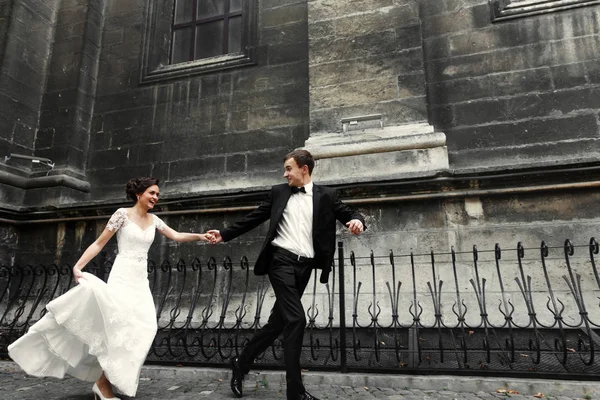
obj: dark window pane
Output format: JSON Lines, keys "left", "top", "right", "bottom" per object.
{"left": 172, "top": 28, "right": 192, "bottom": 63}
{"left": 195, "top": 20, "right": 224, "bottom": 59}
{"left": 230, "top": 0, "right": 242, "bottom": 13}
{"left": 197, "top": 0, "right": 224, "bottom": 19}
{"left": 228, "top": 16, "right": 242, "bottom": 54}
{"left": 174, "top": 0, "right": 194, "bottom": 24}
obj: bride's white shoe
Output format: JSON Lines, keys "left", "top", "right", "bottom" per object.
{"left": 92, "top": 382, "right": 121, "bottom": 400}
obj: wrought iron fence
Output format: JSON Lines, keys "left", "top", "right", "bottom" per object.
{"left": 1, "top": 239, "right": 600, "bottom": 379}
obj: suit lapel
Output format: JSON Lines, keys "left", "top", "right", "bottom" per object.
{"left": 273, "top": 185, "right": 292, "bottom": 224}
{"left": 312, "top": 184, "right": 321, "bottom": 230}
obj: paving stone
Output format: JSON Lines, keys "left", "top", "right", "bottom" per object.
{"left": 0, "top": 362, "right": 593, "bottom": 400}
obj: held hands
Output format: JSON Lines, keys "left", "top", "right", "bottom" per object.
{"left": 199, "top": 232, "right": 215, "bottom": 242}
{"left": 346, "top": 219, "right": 364, "bottom": 235}
{"left": 72, "top": 266, "right": 84, "bottom": 283}
{"left": 207, "top": 229, "right": 223, "bottom": 244}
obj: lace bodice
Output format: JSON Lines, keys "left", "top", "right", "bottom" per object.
{"left": 106, "top": 208, "right": 166, "bottom": 259}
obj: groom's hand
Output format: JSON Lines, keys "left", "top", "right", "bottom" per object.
{"left": 207, "top": 229, "right": 222, "bottom": 244}
{"left": 346, "top": 219, "right": 363, "bottom": 235}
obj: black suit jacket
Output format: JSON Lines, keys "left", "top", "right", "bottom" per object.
{"left": 220, "top": 183, "right": 366, "bottom": 283}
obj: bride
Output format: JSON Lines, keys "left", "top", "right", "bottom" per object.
{"left": 8, "top": 177, "right": 213, "bottom": 400}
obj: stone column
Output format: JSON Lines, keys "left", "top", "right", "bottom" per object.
{"left": 305, "top": 0, "right": 448, "bottom": 183}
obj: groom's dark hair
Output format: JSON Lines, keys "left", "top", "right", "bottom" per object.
{"left": 284, "top": 149, "right": 314, "bottom": 175}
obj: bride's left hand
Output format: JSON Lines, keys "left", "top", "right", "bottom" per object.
{"left": 73, "top": 266, "right": 84, "bottom": 283}
{"left": 200, "top": 233, "right": 214, "bottom": 242}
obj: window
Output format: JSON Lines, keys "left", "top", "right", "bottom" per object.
{"left": 141, "top": 0, "right": 257, "bottom": 83}
{"left": 491, "top": 0, "right": 599, "bottom": 22}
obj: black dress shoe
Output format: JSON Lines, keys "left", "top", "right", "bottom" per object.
{"left": 299, "top": 391, "right": 320, "bottom": 400}
{"left": 230, "top": 356, "right": 244, "bottom": 398}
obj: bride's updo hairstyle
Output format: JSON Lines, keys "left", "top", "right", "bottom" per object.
{"left": 125, "top": 177, "right": 159, "bottom": 203}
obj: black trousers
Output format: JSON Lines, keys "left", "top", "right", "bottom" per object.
{"left": 238, "top": 248, "right": 314, "bottom": 400}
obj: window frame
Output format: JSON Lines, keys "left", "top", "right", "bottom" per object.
{"left": 491, "top": 0, "right": 600, "bottom": 22}
{"left": 140, "top": 0, "right": 257, "bottom": 84}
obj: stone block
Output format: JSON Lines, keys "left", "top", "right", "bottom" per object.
{"left": 16, "top": 0, "right": 57, "bottom": 23}
{"left": 0, "top": 91, "right": 39, "bottom": 127}
{"left": 96, "top": 88, "right": 155, "bottom": 115}
{"left": 12, "top": 122, "right": 36, "bottom": 149}
{"left": 321, "top": 5, "right": 419, "bottom": 40}
{"left": 311, "top": 76, "right": 400, "bottom": 110}
{"left": 246, "top": 149, "right": 285, "bottom": 172}
{"left": 262, "top": 2, "right": 306, "bottom": 28}
{"left": 263, "top": 0, "right": 304, "bottom": 9}
{"left": 2, "top": 37, "right": 51, "bottom": 81}
{"left": 39, "top": 105, "right": 74, "bottom": 130}
{"left": 0, "top": 74, "right": 43, "bottom": 110}
{"left": 233, "top": 82, "right": 307, "bottom": 112}
{"left": 56, "top": 3, "right": 87, "bottom": 26}
{"left": 262, "top": 21, "right": 307, "bottom": 46}
{"left": 446, "top": 114, "right": 599, "bottom": 151}
{"left": 226, "top": 153, "right": 246, "bottom": 173}
{"left": 308, "top": 0, "right": 394, "bottom": 21}
{"left": 422, "top": 7, "right": 477, "bottom": 39}
{"left": 247, "top": 105, "right": 306, "bottom": 130}
{"left": 233, "top": 61, "right": 307, "bottom": 93}
{"left": 103, "top": 27, "right": 123, "bottom": 46}
{"left": 169, "top": 156, "right": 226, "bottom": 180}
{"left": 395, "top": 24, "right": 422, "bottom": 50}
{"left": 585, "top": 59, "right": 600, "bottom": 83}
{"left": 89, "top": 148, "right": 130, "bottom": 168}
{"left": 107, "top": 0, "right": 141, "bottom": 15}
{"left": 430, "top": 67, "right": 553, "bottom": 105}
{"left": 310, "top": 49, "right": 423, "bottom": 88}
{"left": 397, "top": 73, "right": 426, "bottom": 98}
{"left": 35, "top": 127, "right": 55, "bottom": 149}
{"left": 88, "top": 164, "right": 155, "bottom": 186}
{"left": 102, "top": 106, "right": 155, "bottom": 131}
{"left": 65, "top": 146, "right": 85, "bottom": 168}
{"left": 449, "top": 137, "right": 600, "bottom": 172}
{"left": 268, "top": 41, "right": 308, "bottom": 65}
{"left": 131, "top": 143, "right": 163, "bottom": 165}
{"left": 423, "top": 35, "right": 450, "bottom": 61}
{"left": 428, "top": 105, "right": 454, "bottom": 128}
{"left": 451, "top": 99, "right": 504, "bottom": 127}
{"left": 309, "top": 31, "right": 398, "bottom": 67}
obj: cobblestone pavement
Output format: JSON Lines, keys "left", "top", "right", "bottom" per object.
{"left": 0, "top": 362, "right": 594, "bottom": 400}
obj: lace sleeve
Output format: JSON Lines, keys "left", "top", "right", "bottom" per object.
{"left": 153, "top": 214, "right": 168, "bottom": 231}
{"left": 106, "top": 208, "right": 127, "bottom": 232}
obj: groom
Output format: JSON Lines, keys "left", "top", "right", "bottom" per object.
{"left": 208, "top": 149, "right": 365, "bottom": 400}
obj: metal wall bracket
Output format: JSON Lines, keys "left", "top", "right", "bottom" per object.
{"left": 341, "top": 114, "right": 383, "bottom": 133}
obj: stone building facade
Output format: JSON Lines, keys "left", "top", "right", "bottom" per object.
{"left": 1, "top": 0, "right": 600, "bottom": 326}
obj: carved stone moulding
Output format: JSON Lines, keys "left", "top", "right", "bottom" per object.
{"left": 491, "top": 0, "right": 600, "bottom": 22}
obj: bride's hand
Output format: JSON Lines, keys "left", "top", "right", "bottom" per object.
{"left": 200, "top": 233, "right": 214, "bottom": 242}
{"left": 72, "top": 266, "right": 84, "bottom": 283}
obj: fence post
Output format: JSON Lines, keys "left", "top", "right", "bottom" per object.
{"left": 337, "top": 241, "right": 347, "bottom": 373}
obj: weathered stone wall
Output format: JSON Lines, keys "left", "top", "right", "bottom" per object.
{"left": 0, "top": 0, "right": 58, "bottom": 159}
{"left": 87, "top": 0, "right": 309, "bottom": 201}
{"left": 308, "top": 0, "right": 427, "bottom": 133}
{"left": 0, "top": 222, "right": 17, "bottom": 265}
{"left": 3, "top": 0, "right": 600, "bottom": 330}
{"left": 421, "top": 1, "right": 600, "bottom": 171}
{"left": 0, "top": 0, "right": 12, "bottom": 66}
{"left": 35, "top": 0, "right": 106, "bottom": 182}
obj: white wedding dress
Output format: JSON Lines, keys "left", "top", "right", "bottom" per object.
{"left": 8, "top": 208, "right": 165, "bottom": 397}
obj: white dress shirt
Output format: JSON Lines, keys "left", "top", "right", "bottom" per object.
{"left": 271, "top": 181, "right": 315, "bottom": 258}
